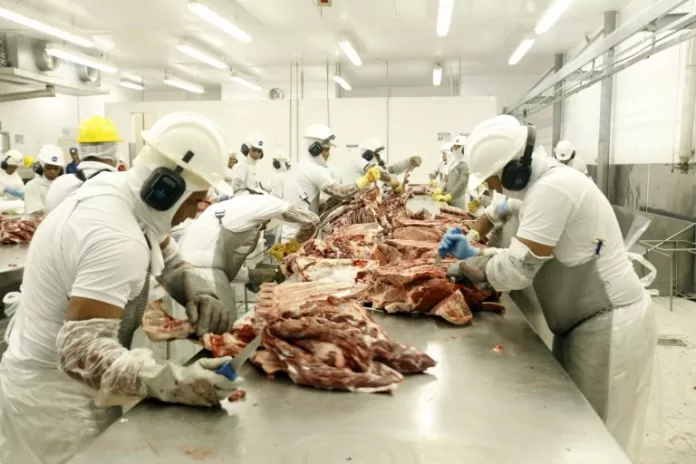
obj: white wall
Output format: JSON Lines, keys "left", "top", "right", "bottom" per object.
{"left": 105, "top": 96, "right": 497, "bottom": 185}
{"left": 460, "top": 74, "right": 546, "bottom": 112}
{"left": 561, "top": 0, "right": 691, "bottom": 165}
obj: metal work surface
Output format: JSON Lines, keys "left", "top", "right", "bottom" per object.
{"left": 0, "top": 244, "right": 28, "bottom": 275}
{"left": 68, "top": 295, "right": 629, "bottom": 464}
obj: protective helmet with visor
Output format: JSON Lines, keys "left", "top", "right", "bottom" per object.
{"left": 272, "top": 150, "right": 290, "bottom": 170}
{"left": 465, "top": 115, "right": 535, "bottom": 195}
{"left": 77, "top": 116, "right": 123, "bottom": 162}
{"left": 1, "top": 149, "right": 23, "bottom": 169}
{"left": 140, "top": 112, "right": 232, "bottom": 211}
{"left": 241, "top": 131, "right": 265, "bottom": 159}
{"left": 451, "top": 135, "right": 468, "bottom": 154}
{"left": 554, "top": 140, "right": 575, "bottom": 162}
{"left": 304, "top": 123, "right": 336, "bottom": 157}
{"left": 359, "top": 137, "right": 385, "bottom": 163}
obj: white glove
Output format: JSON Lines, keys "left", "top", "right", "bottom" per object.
{"left": 139, "top": 357, "right": 239, "bottom": 407}
{"left": 485, "top": 198, "right": 522, "bottom": 227}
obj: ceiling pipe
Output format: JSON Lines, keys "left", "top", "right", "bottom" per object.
{"left": 678, "top": 37, "right": 696, "bottom": 168}
{"left": 0, "top": 85, "right": 55, "bottom": 102}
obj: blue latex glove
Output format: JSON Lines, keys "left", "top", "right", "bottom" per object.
{"left": 438, "top": 227, "right": 479, "bottom": 260}
{"left": 2, "top": 187, "right": 24, "bottom": 200}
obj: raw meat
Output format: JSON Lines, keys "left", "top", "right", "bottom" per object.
{"left": 0, "top": 217, "right": 40, "bottom": 245}
{"left": 228, "top": 390, "right": 247, "bottom": 402}
{"left": 382, "top": 239, "right": 438, "bottom": 261}
{"left": 355, "top": 260, "right": 473, "bottom": 325}
{"left": 285, "top": 257, "right": 378, "bottom": 282}
{"left": 142, "top": 299, "right": 196, "bottom": 341}
{"left": 392, "top": 226, "right": 445, "bottom": 242}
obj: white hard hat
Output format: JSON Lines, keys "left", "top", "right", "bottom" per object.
{"left": 554, "top": 140, "right": 575, "bottom": 161}
{"left": 38, "top": 144, "right": 65, "bottom": 167}
{"left": 359, "top": 137, "right": 384, "bottom": 154}
{"left": 142, "top": 112, "right": 232, "bottom": 196}
{"left": 452, "top": 135, "right": 468, "bottom": 147}
{"left": 245, "top": 131, "right": 265, "bottom": 150}
{"left": 304, "top": 123, "right": 336, "bottom": 147}
{"left": 272, "top": 150, "right": 288, "bottom": 161}
{"left": 2, "top": 149, "right": 23, "bottom": 166}
{"left": 441, "top": 142, "right": 453, "bottom": 152}
{"left": 465, "top": 115, "right": 528, "bottom": 194}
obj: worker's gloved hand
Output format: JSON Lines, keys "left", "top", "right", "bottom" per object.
{"left": 466, "top": 229, "right": 481, "bottom": 243}
{"left": 438, "top": 227, "right": 480, "bottom": 260}
{"left": 356, "top": 166, "right": 381, "bottom": 188}
{"left": 139, "top": 357, "right": 239, "bottom": 407}
{"left": 408, "top": 156, "right": 422, "bottom": 168}
{"left": 186, "top": 294, "right": 233, "bottom": 336}
{"left": 431, "top": 188, "right": 443, "bottom": 198}
{"left": 468, "top": 199, "right": 482, "bottom": 214}
{"left": 285, "top": 238, "right": 301, "bottom": 254}
{"left": 446, "top": 256, "right": 490, "bottom": 284}
{"left": 428, "top": 179, "right": 438, "bottom": 187}
{"left": 433, "top": 193, "right": 452, "bottom": 203}
{"left": 1, "top": 186, "right": 24, "bottom": 199}
{"left": 248, "top": 267, "right": 285, "bottom": 286}
{"left": 486, "top": 198, "right": 522, "bottom": 227}
{"left": 268, "top": 239, "right": 301, "bottom": 262}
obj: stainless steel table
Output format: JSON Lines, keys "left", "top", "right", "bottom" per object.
{"left": 67, "top": 295, "right": 630, "bottom": 464}
{"left": 0, "top": 244, "right": 28, "bottom": 275}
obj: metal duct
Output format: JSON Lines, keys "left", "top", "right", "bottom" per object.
{"left": 0, "top": 85, "right": 55, "bottom": 102}
{"left": 679, "top": 38, "right": 696, "bottom": 166}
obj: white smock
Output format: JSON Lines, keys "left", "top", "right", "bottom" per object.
{"left": 229, "top": 156, "right": 259, "bottom": 194}
{"left": 23, "top": 175, "right": 53, "bottom": 215}
{"left": 45, "top": 160, "right": 117, "bottom": 214}
{"left": 269, "top": 169, "right": 289, "bottom": 199}
{"left": 566, "top": 157, "right": 589, "bottom": 176}
{"left": 0, "top": 162, "right": 202, "bottom": 464}
{"left": 282, "top": 156, "right": 333, "bottom": 241}
{"left": 444, "top": 149, "right": 470, "bottom": 210}
{"left": 483, "top": 155, "right": 655, "bottom": 461}
{"left": 0, "top": 169, "right": 25, "bottom": 200}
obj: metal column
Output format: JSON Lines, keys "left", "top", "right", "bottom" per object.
{"left": 597, "top": 11, "right": 618, "bottom": 202}
{"left": 552, "top": 54, "right": 565, "bottom": 149}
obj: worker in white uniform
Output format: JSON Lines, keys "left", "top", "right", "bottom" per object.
{"left": 229, "top": 131, "right": 264, "bottom": 194}
{"left": 432, "top": 135, "right": 470, "bottom": 210}
{"left": 23, "top": 145, "right": 65, "bottom": 216}
{"left": 429, "top": 142, "right": 451, "bottom": 188}
{"left": 554, "top": 140, "right": 589, "bottom": 176}
{"left": 344, "top": 137, "right": 421, "bottom": 186}
{"left": 268, "top": 151, "right": 291, "bottom": 198}
{"left": 0, "top": 112, "right": 240, "bottom": 464}
{"left": 45, "top": 116, "right": 122, "bottom": 214}
{"left": 281, "top": 123, "right": 382, "bottom": 242}
{"left": 178, "top": 195, "right": 318, "bottom": 317}
{"left": 439, "top": 115, "right": 655, "bottom": 461}
{"left": 0, "top": 149, "right": 25, "bottom": 200}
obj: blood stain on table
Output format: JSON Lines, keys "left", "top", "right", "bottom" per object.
{"left": 182, "top": 447, "right": 214, "bottom": 460}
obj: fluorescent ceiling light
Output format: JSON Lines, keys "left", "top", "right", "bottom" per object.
{"left": 432, "top": 66, "right": 442, "bottom": 86}
{"left": 187, "top": 1, "right": 252, "bottom": 44}
{"left": 120, "top": 80, "right": 144, "bottom": 91}
{"left": 45, "top": 43, "right": 118, "bottom": 73}
{"left": 177, "top": 43, "right": 227, "bottom": 69}
{"left": 333, "top": 75, "right": 352, "bottom": 91}
{"left": 436, "top": 0, "right": 454, "bottom": 37}
{"left": 164, "top": 76, "right": 205, "bottom": 94}
{"left": 121, "top": 72, "right": 143, "bottom": 83}
{"left": 339, "top": 40, "right": 362, "bottom": 66}
{"left": 535, "top": 0, "right": 573, "bottom": 35}
{"left": 230, "top": 75, "right": 262, "bottom": 91}
{"left": 0, "top": 7, "right": 94, "bottom": 48}
{"left": 508, "top": 38, "right": 535, "bottom": 66}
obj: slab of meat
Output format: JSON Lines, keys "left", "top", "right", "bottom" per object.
{"left": 293, "top": 234, "right": 377, "bottom": 260}
{"left": 438, "top": 204, "right": 474, "bottom": 219}
{"left": 142, "top": 299, "right": 196, "bottom": 341}
{"left": 285, "top": 257, "right": 378, "bottom": 282}
{"left": 392, "top": 226, "right": 445, "bottom": 242}
{"left": 355, "top": 260, "right": 472, "bottom": 325}
{"left": 332, "top": 222, "right": 384, "bottom": 237}
{"left": 0, "top": 218, "right": 40, "bottom": 245}
{"left": 382, "top": 239, "right": 438, "bottom": 261}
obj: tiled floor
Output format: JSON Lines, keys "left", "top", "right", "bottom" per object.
{"left": 641, "top": 297, "right": 696, "bottom": 464}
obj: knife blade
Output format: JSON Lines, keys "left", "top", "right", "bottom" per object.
{"left": 215, "top": 333, "right": 263, "bottom": 381}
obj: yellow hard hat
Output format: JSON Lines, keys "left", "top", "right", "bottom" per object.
{"left": 23, "top": 155, "right": 35, "bottom": 168}
{"left": 77, "top": 116, "right": 123, "bottom": 143}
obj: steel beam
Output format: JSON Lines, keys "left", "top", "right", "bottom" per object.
{"left": 597, "top": 11, "right": 617, "bottom": 202}
{"left": 552, "top": 54, "right": 564, "bottom": 149}
{"left": 507, "top": 0, "right": 688, "bottom": 112}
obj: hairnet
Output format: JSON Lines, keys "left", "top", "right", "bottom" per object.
{"left": 78, "top": 142, "right": 119, "bottom": 162}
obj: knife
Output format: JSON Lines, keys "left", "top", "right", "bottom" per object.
{"left": 215, "top": 333, "right": 264, "bottom": 381}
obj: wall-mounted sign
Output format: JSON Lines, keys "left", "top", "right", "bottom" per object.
{"left": 14, "top": 134, "right": 24, "bottom": 144}
{"left": 437, "top": 132, "right": 451, "bottom": 142}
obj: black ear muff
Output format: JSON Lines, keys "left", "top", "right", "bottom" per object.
{"left": 362, "top": 151, "right": 375, "bottom": 162}
{"left": 0, "top": 160, "right": 7, "bottom": 170}
{"left": 140, "top": 150, "right": 195, "bottom": 211}
{"left": 272, "top": 159, "right": 281, "bottom": 170}
{"left": 501, "top": 124, "right": 536, "bottom": 192}
{"left": 570, "top": 150, "right": 576, "bottom": 161}
{"left": 308, "top": 141, "right": 323, "bottom": 157}
{"left": 241, "top": 144, "right": 249, "bottom": 156}
{"left": 34, "top": 164, "right": 44, "bottom": 177}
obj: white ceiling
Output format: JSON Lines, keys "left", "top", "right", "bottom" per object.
{"left": 0, "top": 0, "right": 636, "bottom": 90}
